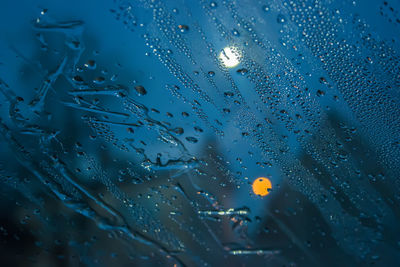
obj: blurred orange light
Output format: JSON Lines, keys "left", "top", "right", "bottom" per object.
{"left": 252, "top": 177, "right": 272, "bottom": 196}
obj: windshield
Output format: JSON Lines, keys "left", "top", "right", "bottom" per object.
{"left": 0, "top": 0, "right": 399, "bottom": 266}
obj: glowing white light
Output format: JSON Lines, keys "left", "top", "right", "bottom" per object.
{"left": 219, "top": 47, "right": 240, "bottom": 68}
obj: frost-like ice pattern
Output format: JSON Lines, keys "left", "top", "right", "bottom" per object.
{"left": 0, "top": 0, "right": 400, "bottom": 266}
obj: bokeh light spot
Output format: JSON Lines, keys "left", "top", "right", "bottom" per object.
{"left": 219, "top": 46, "right": 240, "bottom": 68}
{"left": 252, "top": 177, "right": 272, "bottom": 197}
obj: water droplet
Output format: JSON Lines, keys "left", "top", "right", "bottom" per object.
{"left": 316, "top": 90, "right": 325, "bottom": 97}
{"left": 178, "top": 24, "right": 189, "bottom": 33}
{"left": 236, "top": 68, "right": 248, "bottom": 75}
{"left": 93, "top": 77, "right": 105, "bottom": 84}
{"left": 277, "top": 14, "right": 286, "bottom": 24}
{"left": 134, "top": 85, "right": 147, "bottom": 95}
{"left": 185, "top": 136, "right": 198, "bottom": 143}
{"left": 84, "top": 60, "right": 96, "bottom": 69}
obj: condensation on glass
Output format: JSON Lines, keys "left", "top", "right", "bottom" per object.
{"left": 0, "top": 0, "right": 399, "bottom": 266}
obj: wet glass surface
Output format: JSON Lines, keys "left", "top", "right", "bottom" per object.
{"left": 0, "top": 0, "right": 400, "bottom": 266}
